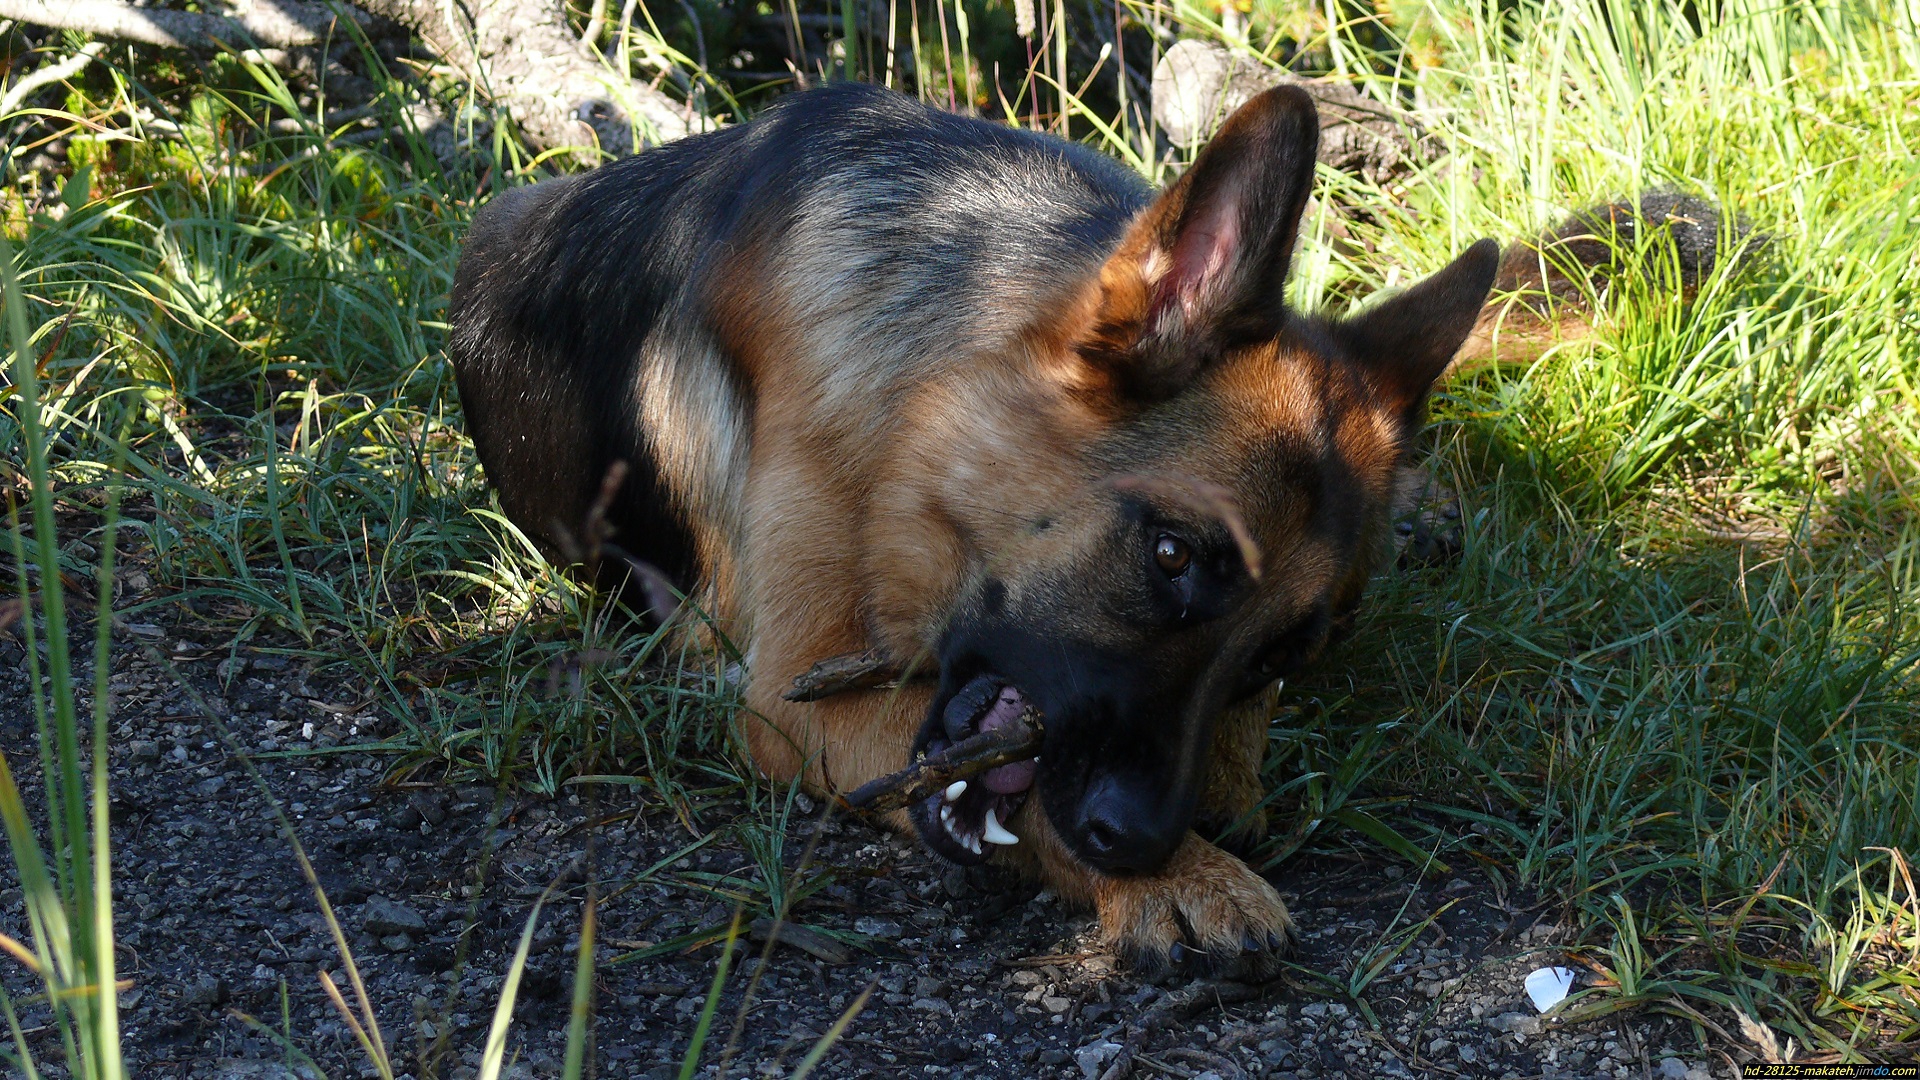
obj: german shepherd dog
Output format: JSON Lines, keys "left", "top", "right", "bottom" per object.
{"left": 449, "top": 82, "right": 1500, "bottom": 976}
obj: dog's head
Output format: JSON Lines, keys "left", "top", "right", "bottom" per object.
{"left": 910, "top": 86, "right": 1497, "bottom": 872}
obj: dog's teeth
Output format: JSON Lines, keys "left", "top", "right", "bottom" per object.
{"left": 944, "top": 780, "right": 968, "bottom": 802}
{"left": 981, "top": 807, "right": 1019, "bottom": 846}
{"left": 965, "top": 833, "right": 981, "bottom": 855}
{"left": 939, "top": 804, "right": 953, "bottom": 825}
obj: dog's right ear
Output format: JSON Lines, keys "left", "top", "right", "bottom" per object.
{"left": 1075, "top": 85, "right": 1321, "bottom": 400}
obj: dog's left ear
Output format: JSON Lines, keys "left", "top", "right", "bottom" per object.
{"left": 1076, "top": 85, "right": 1321, "bottom": 400}
{"left": 1334, "top": 239, "right": 1499, "bottom": 426}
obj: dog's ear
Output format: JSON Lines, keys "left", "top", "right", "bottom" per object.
{"left": 1335, "top": 239, "right": 1499, "bottom": 426}
{"left": 1076, "top": 85, "right": 1320, "bottom": 400}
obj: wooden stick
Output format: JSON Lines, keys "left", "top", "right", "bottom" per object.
{"left": 841, "top": 710, "right": 1044, "bottom": 814}
{"left": 784, "top": 648, "right": 931, "bottom": 702}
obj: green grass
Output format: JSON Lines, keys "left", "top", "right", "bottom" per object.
{"left": 2, "top": 0, "right": 1918, "bottom": 1067}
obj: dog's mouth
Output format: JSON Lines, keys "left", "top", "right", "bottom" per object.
{"left": 907, "top": 674, "right": 1040, "bottom": 865}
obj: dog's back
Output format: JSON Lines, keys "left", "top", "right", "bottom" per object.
{"left": 451, "top": 84, "right": 1149, "bottom": 597}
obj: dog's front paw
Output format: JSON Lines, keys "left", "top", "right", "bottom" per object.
{"left": 1092, "top": 833, "right": 1292, "bottom": 981}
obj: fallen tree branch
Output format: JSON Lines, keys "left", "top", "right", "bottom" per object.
{"left": 353, "top": 0, "right": 706, "bottom": 155}
{"left": 0, "top": 0, "right": 356, "bottom": 50}
{"left": 841, "top": 708, "right": 1044, "bottom": 814}
{"left": 1, "top": 41, "right": 108, "bottom": 116}
{"left": 0, "top": 0, "right": 706, "bottom": 157}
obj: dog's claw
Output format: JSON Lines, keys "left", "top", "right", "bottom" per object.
{"left": 1093, "top": 834, "right": 1292, "bottom": 983}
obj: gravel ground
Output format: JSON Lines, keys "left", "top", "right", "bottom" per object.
{"left": 0, "top": 620, "right": 1743, "bottom": 1080}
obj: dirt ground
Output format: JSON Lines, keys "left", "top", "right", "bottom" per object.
{"left": 0, "top": 620, "right": 1743, "bottom": 1080}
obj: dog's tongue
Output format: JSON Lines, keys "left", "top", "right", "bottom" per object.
{"left": 978, "top": 687, "right": 1037, "bottom": 794}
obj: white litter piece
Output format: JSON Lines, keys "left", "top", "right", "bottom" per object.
{"left": 1525, "top": 966, "right": 1578, "bottom": 1012}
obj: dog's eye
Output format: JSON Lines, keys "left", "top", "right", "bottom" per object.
{"left": 1153, "top": 534, "right": 1192, "bottom": 577}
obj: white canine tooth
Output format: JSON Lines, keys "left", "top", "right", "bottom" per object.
{"left": 944, "top": 780, "right": 969, "bottom": 802}
{"left": 981, "top": 807, "right": 1020, "bottom": 846}
{"left": 965, "top": 833, "right": 982, "bottom": 855}
{"left": 939, "top": 804, "right": 953, "bottom": 825}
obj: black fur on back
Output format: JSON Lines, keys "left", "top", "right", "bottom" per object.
{"left": 449, "top": 83, "right": 1149, "bottom": 596}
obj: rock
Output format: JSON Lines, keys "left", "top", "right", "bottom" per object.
{"left": 211, "top": 1062, "right": 320, "bottom": 1080}
{"left": 1487, "top": 1012, "right": 1541, "bottom": 1036}
{"left": 911, "top": 997, "right": 954, "bottom": 1018}
{"left": 1658, "top": 1059, "right": 1688, "bottom": 1080}
{"left": 915, "top": 975, "right": 949, "bottom": 999}
{"left": 1075, "top": 1039, "right": 1123, "bottom": 1079}
{"left": 183, "top": 976, "right": 228, "bottom": 1008}
{"left": 1150, "top": 39, "right": 1428, "bottom": 183}
{"left": 1039, "top": 1048, "right": 1072, "bottom": 1066}
{"left": 380, "top": 933, "right": 413, "bottom": 952}
{"left": 1428, "top": 1038, "right": 1453, "bottom": 1055}
{"left": 130, "top": 740, "right": 160, "bottom": 762}
{"left": 1042, "top": 995, "right": 1073, "bottom": 1014}
{"left": 363, "top": 896, "right": 426, "bottom": 936}
{"left": 852, "top": 916, "right": 902, "bottom": 941}
{"left": 1458, "top": 1045, "right": 1479, "bottom": 1064}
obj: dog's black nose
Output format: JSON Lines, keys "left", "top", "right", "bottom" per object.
{"left": 1074, "top": 776, "right": 1184, "bottom": 874}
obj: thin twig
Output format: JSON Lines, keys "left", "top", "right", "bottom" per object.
{"left": 841, "top": 709, "right": 1043, "bottom": 813}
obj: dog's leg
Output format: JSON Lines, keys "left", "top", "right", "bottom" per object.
{"left": 1017, "top": 805, "right": 1292, "bottom": 979}
{"left": 1195, "top": 686, "right": 1276, "bottom": 854}
{"left": 740, "top": 633, "right": 935, "bottom": 804}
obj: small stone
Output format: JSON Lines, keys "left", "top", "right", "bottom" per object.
{"left": 1458, "top": 1045, "right": 1478, "bottom": 1064}
{"left": 129, "top": 740, "right": 160, "bottom": 762}
{"left": 1038, "top": 1048, "right": 1071, "bottom": 1066}
{"left": 381, "top": 933, "right": 413, "bottom": 952}
{"left": 1487, "top": 1012, "right": 1541, "bottom": 1036}
{"left": 910, "top": 997, "right": 953, "bottom": 1017}
{"left": 1011, "top": 969, "right": 1044, "bottom": 986}
{"left": 1428, "top": 1038, "right": 1453, "bottom": 1056}
{"left": 914, "top": 975, "right": 948, "bottom": 999}
{"left": 184, "top": 976, "right": 228, "bottom": 1008}
{"left": 208, "top": 1062, "right": 309, "bottom": 1079}
{"left": 1074, "top": 1040, "right": 1122, "bottom": 1079}
{"left": 1041, "top": 995, "right": 1073, "bottom": 1014}
{"left": 363, "top": 896, "right": 427, "bottom": 936}
{"left": 1658, "top": 1059, "right": 1688, "bottom": 1080}
{"left": 852, "top": 916, "right": 902, "bottom": 941}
